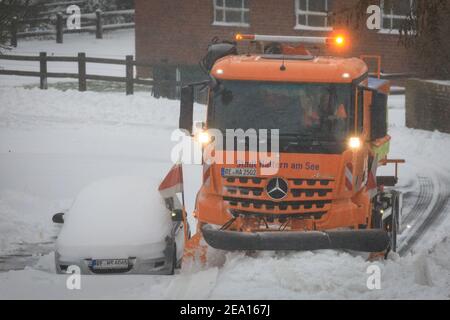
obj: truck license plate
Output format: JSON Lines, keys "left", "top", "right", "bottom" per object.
{"left": 221, "top": 168, "right": 257, "bottom": 177}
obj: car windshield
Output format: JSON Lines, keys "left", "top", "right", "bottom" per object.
{"left": 209, "top": 80, "right": 353, "bottom": 142}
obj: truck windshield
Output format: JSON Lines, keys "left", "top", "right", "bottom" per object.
{"left": 209, "top": 80, "right": 353, "bottom": 143}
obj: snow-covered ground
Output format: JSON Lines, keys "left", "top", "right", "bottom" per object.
{"left": 1, "top": 29, "right": 135, "bottom": 87}
{"left": 1, "top": 33, "right": 449, "bottom": 299}
{"left": 0, "top": 88, "right": 181, "bottom": 256}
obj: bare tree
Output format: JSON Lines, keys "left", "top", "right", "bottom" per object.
{"left": 0, "top": 0, "right": 34, "bottom": 52}
{"left": 331, "top": 0, "right": 449, "bottom": 79}
{"left": 399, "top": 0, "right": 450, "bottom": 78}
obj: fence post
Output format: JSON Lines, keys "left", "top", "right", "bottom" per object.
{"left": 56, "top": 12, "right": 64, "bottom": 44}
{"left": 78, "top": 52, "right": 86, "bottom": 92}
{"left": 125, "top": 55, "right": 134, "bottom": 95}
{"left": 10, "top": 16, "right": 18, "bottom": 47}
{"left": 95, "top": 9, "right": 103, "bottom": 39}
{"left": 39, "top": 52, "right": 48, "bottom": 89}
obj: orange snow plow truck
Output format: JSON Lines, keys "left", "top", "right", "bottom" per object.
{"left": 160, "top": 33, "right": 404, "bottom": 261}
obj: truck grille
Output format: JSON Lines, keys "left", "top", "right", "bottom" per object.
{"left": 289, "top": 178, "right": 333, "bottom": 186}
{"left": 229, "top": 209, "right": 326, "bottom": 220}
{"left": 230, "top": 209, "right": 327, "bottom": 222}
{"left": 222, "top": 176, "right": 335, "bottom": 217}
{"left": 291, "top": 188, "right": 333, "bottom": 197}
{"left": 224, "top": 196, "right": 331, "bottom": 210}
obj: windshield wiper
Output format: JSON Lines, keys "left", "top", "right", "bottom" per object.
{"left": 279, "top": 133, "right": 344, "bottom": 152}
{"left": 279, "top": 133, "right": 322, "bottom": 144}
{"left": 279, "top": 133, "right": 319, "bottom": 152}
{"left": 279, "top": 132, "right": 313, "bottom": 139}
{"left": 280, "top": 132, "right": 343, "bottom": 142}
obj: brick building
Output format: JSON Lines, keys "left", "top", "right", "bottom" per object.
{"left": 135, "top": 0, "right": 418, "bottom": 82}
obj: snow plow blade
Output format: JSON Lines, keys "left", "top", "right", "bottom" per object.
{"left": 201, "top": 225, "right": 390, "bottom": 252}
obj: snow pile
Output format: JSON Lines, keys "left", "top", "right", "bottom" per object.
{"left": 1, "top": 239, "right": 449, "bottom": 299}
{"left": 164, "top": 268, "right": 220, "bottom": 300}
{"left": 207, "top": 241, "right": 450, "bottom": 299}
{"left": 56, "top": 176, "right": 170, "bottom": 259}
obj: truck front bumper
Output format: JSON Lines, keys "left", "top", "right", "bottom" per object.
{"left": 202, "top": 224, "right": 390, "bottom": 252}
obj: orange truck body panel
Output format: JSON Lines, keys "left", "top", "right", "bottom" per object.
{"left": 195, "top": 149, "right": 371, "bottom": 233}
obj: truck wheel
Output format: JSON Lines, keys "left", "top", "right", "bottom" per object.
{"left": 391, "top": 193, "right": 400, "bottom": 252}
{"left": 169, "top": 244, "right": 177, "bottom": 275}
{"left": 371, "top": 206, "right": 383, "bottom": 229}
{"left": 394, "top": 192, "right": 401, "bottom": 231}
{"left": 385, "top": 197, "right": 398, "bottom": 252}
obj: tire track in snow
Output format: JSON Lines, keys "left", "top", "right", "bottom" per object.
{"left": 401, "top": 176, "right": 433, "bottom": 227}
{"left": 0, "top": 241, "right": 55, "bottom": 272}
{"left": 398, "top": 173, "right": 450, "bottom": 256}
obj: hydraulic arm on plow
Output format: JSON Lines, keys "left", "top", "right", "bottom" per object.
{"left": 160, "top": 32, "right": 405, "bottom": 263}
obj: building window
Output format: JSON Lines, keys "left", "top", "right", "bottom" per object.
{"left": 295, "top": 0, "right": 332, "bottom": 31}
{"left": 380, "top": 0, "right": 413, "bottom": 33}
{"left": 213, "top": 0, "right": 250, "bottom": 27}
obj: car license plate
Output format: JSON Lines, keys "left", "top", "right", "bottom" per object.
{"left": 221, "top": 168, "right": 257, "bottom": 177}
{"left": 91, "top": 259, "right": 129, "bottom": 270}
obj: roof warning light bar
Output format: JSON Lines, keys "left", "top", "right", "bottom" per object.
{"left": 235, "top": 33, "right": 347, "bottom": 48}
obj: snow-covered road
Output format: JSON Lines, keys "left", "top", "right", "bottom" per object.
{"left": 1, "top": 33, "right": 449, "bottom": 299}
{"left": 0, "top": 85, "right": 449, "bottom": 299}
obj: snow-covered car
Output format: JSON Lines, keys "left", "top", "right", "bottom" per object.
{"left": 52, "top": 176, "right": 185, "bottom": 275}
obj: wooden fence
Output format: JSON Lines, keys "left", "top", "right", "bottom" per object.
{"left": 0, "top": 53, "right": 412, "bottom": 97}
{"left": 10, "top": 9, "right": 134, "bottom": 47}
{"left": 0, "top": 52, "right": 180, "bottom": 96}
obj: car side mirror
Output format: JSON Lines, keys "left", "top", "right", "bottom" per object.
{"left": 179, "top": 86, "right": 194, "bottom": 134}
{"left": 171, "top": 209, "right": 184, "bottom": 222}
{"left": 52, "top": 212, "right": 64, "bottom": 224}
{"left": 370, "top": 91, "right": 388, "bottom": 140}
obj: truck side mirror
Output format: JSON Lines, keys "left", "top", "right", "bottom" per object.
{"left": 370, "top": 91, "right": 388, "bottom": 140}
{"left": 171, "top": 209, "right": 184, "bottom": 222}
{"left": 201, "top": 42, "right": 237, "bottom": 72}
{"left": 179, "top": 86, "right": 194, "bottom": 134}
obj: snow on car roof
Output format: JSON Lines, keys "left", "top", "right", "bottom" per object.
{"left": 56, "top": 176, "right": 171, "bottom": 258}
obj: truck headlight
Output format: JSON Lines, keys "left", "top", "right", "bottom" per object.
{"left": 348, "top": 137, "right": 361, "bottom": 150}
{"left": 197, "top": 131, "right": 211, "bottom": 144}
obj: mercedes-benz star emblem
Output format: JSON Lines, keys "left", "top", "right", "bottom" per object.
{"left": 266, "top": 178, "right": 288, "bottom": 200}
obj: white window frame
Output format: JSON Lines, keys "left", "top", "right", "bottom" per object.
{"left": 379, "top": 0, "right": 414, "bottom": 34}
{"left": 212, "top": 0, "right": 250, "bottom": 27}
{"left": 294, "top": 0, "right": 333, "bottom": 31}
